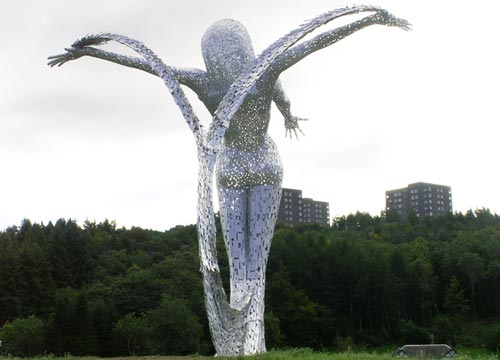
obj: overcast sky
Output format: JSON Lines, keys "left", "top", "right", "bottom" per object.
{"left": 1, "top": 0, "right": 499, "bottom": 231}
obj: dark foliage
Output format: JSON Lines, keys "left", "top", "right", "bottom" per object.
{"left": 1, "top": 209, "right": 500, "bottom": 355}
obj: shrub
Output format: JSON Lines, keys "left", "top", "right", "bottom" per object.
{"left": 431, "top": 315, "right": 458, "bottom": 345}
{"left": 145, "top": 294, "right": 204, "bottom": 355}
{"left": 265, "top": 311, "right": 284, "bottom": 349}
{"left": 400, "top": 320, "right": 430, "bottom": 344}
{"left": 337, "top": 335, "right": 354, "bottom": 351}
{"left": 483, "top": 323, "right": 500, "bottom": 352}
{"left": 356, "top": 328, "right": 390, "bottom": 347}
{"left": 0, "top": 316, "right": 46, "bottom": 356}
{"left": 113, "top": 313, "right": 148, "bottom": 356}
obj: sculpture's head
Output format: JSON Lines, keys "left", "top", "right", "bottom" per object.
{"left": 201, "top": 19, "right": 256, "bottom": 83}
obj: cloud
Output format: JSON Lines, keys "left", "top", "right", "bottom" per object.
{"left": 1, "top": 0, "right": 500, "bottom": 230}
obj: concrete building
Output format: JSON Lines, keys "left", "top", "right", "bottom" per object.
{"left": 386, "top": 182, "right": 452, "bottom": 220}
{"left": 278, "top": 188, "right": 330, "bottom": 226}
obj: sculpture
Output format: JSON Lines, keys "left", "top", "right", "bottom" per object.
{"left": 48, "top": 6, "right": 409, "bottom": 356}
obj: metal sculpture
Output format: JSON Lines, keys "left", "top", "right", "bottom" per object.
{"left": 48, "top": 6, "right": 409, "bottom": 356}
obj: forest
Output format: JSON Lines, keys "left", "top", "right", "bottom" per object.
{"left": 0, "top": 209, "right": 500, "bottom": 356}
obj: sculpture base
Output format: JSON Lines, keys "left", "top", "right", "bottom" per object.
{"left": 395, "top": 344, "right": 457, "bottom": 358}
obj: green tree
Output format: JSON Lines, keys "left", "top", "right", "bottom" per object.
{"left": 46, "top": 219, "right": 89, "bottom": 288}
{"left": 388, "top": 248, "right": 411, "bottom": 321}
{"left": 46, "top": 287, "right": 78, "bottom": 355}
{"left": 443, "top": 276, "right": 469, "bottom": 317}
{"left": 266, "top": 263, "right": 331, "bottom": 348}
{"left": 72, "top": 292, "right": 95, "bottom": 355}
{"left": 113, "top": 313, "right": 148, "bottom": 356}
{"left": 402, "top": 237, "right": 437, "bottom": 323}
{"left": 0, "top": 237, "right": 21, "bottom": 324}
{"left": 458, "top": 252, "right": 485, "bottom": 319}
{"left": 89, "top": 299, "right": 116, "bottom": 357}
{"left": 483, "top": 323, "right": 500, "bottom": 351}
{"left": 264, "top": 311, "right": 283, "bottom": 349}
{"left": 111, "top": 265, "right": 166, "bottom": 316}
{"left": 154, "top": 249, "right": 205, "bottom": 321}
{"left": 0, "top": 316, "right": 46, "bottom": 356}
{"left": 400, "top": 319, "right": 430, "bottom": 344}
{"left": 145, "top": 294, "right": 204, "bottom": 355}
{"left": 16, "top": 240, "right": 55, "bottom": 318}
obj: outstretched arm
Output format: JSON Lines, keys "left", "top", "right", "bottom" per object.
{"left": 49, "top": 33, "right": 207, "bottom": 141}
{"left": 48, "top": 45, "right": 157, "bottom": 74}
{"left": 269, "top": 9, "right": 411, "bottom": 77}
{"left": 273, "top": 80, "right": 307, "bottom": 139}
{"left": 207, "top": 6, "right": 408, "bottom": 149}
{"left": 48, "top": 35, "right": 208, "bottom": 99}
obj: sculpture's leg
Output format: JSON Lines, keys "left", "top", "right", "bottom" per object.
{"left": 218, "top": 185, "right": 281, "bottom": 355}
{"left": 215, "top": 187, "right": 248, "bottom": 355}
{"left": 218, "top": 187, "right": 249, "bottom": 310}
{"left": 243, "top": 184, "right": 282, "bottom": 354}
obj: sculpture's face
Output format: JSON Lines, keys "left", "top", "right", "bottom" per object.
{"left": 201, "top": 19, "right": 256, "bottom": 83}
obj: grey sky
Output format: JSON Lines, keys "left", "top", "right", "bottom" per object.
{"left": 1, "top": 0, "right": 499, "bottom": 230}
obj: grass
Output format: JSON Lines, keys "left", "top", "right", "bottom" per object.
{"left": 223, "top": 348, "right": 500, "bottom": 360}
{"left": 1, "top": 348, "right": 499, "bottom": 360}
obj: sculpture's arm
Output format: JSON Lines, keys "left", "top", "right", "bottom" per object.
{"left": 49, "top": 33, "right": 206, "bottom": 141}
{"left": 48, "top": 45, "right": 157, "bottom": 74}
{"left": 171, "top": 67, "right": 209, "bottom": 99}
{"left": 272, "top": 80, "right": 307, "bottom": 139}
{"left": 48, "top": 38, "right": 208, "bottom": 99}
{"left": 208, "top": 6, "right": 409, "bottom": 149}
{"left": 269, "top": 9, "right": 411, "bottom": 77}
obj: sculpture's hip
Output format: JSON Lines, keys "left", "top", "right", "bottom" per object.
{"left": 216, "top": 136, "right": 283, "bottom": 189}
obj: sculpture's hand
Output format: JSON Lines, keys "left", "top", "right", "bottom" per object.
{"left": 47, "top": 47, "right": 83, "bottom": 67}
{"left": 285, "top": 115, "right": 307, "bottom": 139}
{"left": 48, "top": 33, "right": 112, "bottom": 67}
{"left": 376, "top": 9, "right": 412, "bottom": 31}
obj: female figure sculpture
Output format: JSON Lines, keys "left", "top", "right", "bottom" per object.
{"left": 49, "top": 6, "right": 409, "bottom": 355}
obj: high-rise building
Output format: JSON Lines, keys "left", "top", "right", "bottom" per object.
{"left": 278, "top": 188, "right": 330, "bottom": 226}
{"left": 385, "top": 182, "right": 452, "bottom": 220}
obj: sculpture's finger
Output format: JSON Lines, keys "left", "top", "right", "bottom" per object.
{"left": 388, "top": 15, "right": 412, "bottom": 31}
{"left": 64, "top": 47, "right": 77, "bottom": 52}
{"left": 47, "top": 53, "right": 64, "bottom": 60}
{"left": 47, "top": 56, "right": 65, "bottom": 67}
{"left": 401, "top": 20, "right": 412, "bottom": 31}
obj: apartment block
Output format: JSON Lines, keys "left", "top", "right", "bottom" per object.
{"left": 386, "top": 182, "right": 452, "bottom": 220}
{"left": 278, "top": 188, "right": 330, "bottom": 227}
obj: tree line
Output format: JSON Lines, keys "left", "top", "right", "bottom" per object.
{"left": 0, "top": 209, "right": 499, "bottom": 356}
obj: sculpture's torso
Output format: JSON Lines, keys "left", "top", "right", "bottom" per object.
{"left": 205, "top": 83, "right": 283, "bottom": 188}
{"left": 199, "top": 17, "right": 284, "bottom": 189}
{"left": 204, "top": 82, "right": 283, "bottom": 188}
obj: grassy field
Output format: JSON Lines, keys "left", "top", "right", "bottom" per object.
{"left": 1, "top": 348, "right": 498, "bottom": 360}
